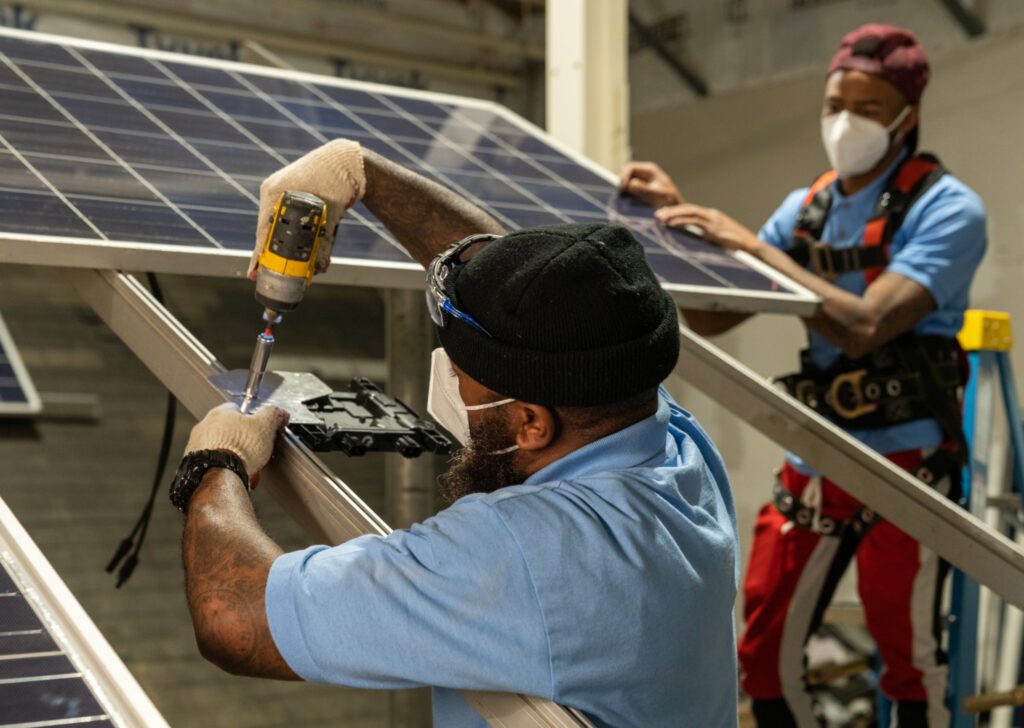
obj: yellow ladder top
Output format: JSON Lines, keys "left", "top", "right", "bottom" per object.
{"left": 958, "top": 310, "right": 1013, "bottom": 352}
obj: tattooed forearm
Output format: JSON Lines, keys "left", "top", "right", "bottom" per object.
{"left": 361, "top": 148, "right": 505, "bottom": 267}
{"left": 182, "top": 469, "right": 298, "bottom": 680}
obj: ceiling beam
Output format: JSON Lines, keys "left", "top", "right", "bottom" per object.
{"left": 627, "top": 10, "right": 708, "bottom": 98}
{"left": 937, "top": 0, "right": 986, "bottom": 38}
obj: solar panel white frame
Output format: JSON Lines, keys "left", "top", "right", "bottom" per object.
{"left": 0, "top": 495, "right": 169, "bottom": 727}
{"left": 0, "top": 27, "right": 819, "bottom": 317}
{"left": 0, "top": 312, "right": 40, "bottom": 416}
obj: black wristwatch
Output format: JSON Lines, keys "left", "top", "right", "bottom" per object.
{"left": 169, "top": 449, "right": 249, "bottom": 513}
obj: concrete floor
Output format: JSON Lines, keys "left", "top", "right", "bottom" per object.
{"left": 0, "top": 263, "right": 432, "bottom": 727}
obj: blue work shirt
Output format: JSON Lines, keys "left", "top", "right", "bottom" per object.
{"left": 759, "top": 151, "right": 986, "bottom": 464}
{"left": 265, "top": 388, "right": 739, "bottom": 727}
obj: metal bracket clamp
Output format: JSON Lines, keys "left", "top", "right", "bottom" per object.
{"left": 674, "top": 325, "right": 1024, "bottom": 611}
{"left": 65, "top": 268, "right": 592, "bottom": 728}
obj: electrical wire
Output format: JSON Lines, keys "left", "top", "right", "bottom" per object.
{"left": 105, "top": 273, "right": 177, "bottom": 587}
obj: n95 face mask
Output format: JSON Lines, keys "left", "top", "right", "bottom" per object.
{"left": 427, "top": 348, "right": 515, "bottom": 449}
{"left": 820, "top": 106, "right": 910, "bottom": 178}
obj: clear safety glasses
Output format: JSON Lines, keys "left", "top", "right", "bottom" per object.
{"left": 425, "top": 233, "right": 499, "bottom": 337}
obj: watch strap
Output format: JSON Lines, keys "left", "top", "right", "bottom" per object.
{"left": 169, "top": 449, "right": 249, "bottom": 513}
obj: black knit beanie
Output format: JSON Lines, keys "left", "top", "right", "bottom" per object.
{"left": 436, "top": 223, "right": 679, "bottom": 407}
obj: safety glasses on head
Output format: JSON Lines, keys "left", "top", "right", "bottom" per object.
{"left": 425, "top": 233, "right": 500, "bottom": 337}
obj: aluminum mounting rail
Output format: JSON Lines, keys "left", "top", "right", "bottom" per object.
{"left": 675, "top": 325, "right": 1024, "bottom": 610}
{"left": 66, "top": 268, "right": 592, "bottom": 728}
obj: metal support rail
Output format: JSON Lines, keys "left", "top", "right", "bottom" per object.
{"left": 675, "top": 326, "right": 1024, "bottom": 610}
{"left": 66, "top": 268, "right": 590, "bottom": 728}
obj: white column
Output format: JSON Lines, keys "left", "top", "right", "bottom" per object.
{"left": 545, "top": 0, "right": 629, "bottom": 172}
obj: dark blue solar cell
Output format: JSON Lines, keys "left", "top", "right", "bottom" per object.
{"left": 488, "top": 205, "right": 567, "bottom": 229}
{"left": 0, "top": 190, "right": 100, "bottom": 238}
{"left": 351, "top": 110, "right": 427, "bottom": 139}
{"left": 0, "top": 61, "right": 29, "bottom": 88}
{"left": 440, "top": 171, "right": 539, "bottom": 207}
{"left": 30, "top": 157, "right": 157, "bottom": 201}
{"left": 397, "top": 140, "right": 489, "bottom": 175}
{"left": 0, "top": 38, "right": 77, "bottom": 66}
{"left": 0, "top": 564, "right": 15, "bottom": 591}
{"left": 14, "top": 62, "right": 113, "bottom": 98}
{"left": 0, "top": 118, "right": 106, "bottom": 160}
{"left": 183, "top": 208, "right": 252, "bottom": 249}
{"left": 0, "top": 151, "right": 47, "bottom": 191}
{"left": 79, "top": 49, "right": 163, "bottom": 78}
{"left": 0, "top": 362, "right": 14, "bottom": 377}
{"left": 244, "top": 74, "right": 320, "bottom": 102}
{"left": 72, "top": 198, "right": 210, "bottom": 245}
{"left": 92, "top": 129, "right": 210, "bottom": 171}
{"left": 644, "top": 250, "right": 723, "bottom": 287}
{"left": 189, "top": 141, "right": 281, "bottom": 177}
{"left": 517, "top": 180, "right": 607, "bottom": 215}
{"left": 0, "top": 653, "right": 75, "bottom": 679}
{"left": 318, "top": 85, "right": 391, "bottom": 112}
{"left": 0, "top": 386, "right": 27, "bottom": 402}
{"left": 333, "top": 221, "right": 409, "bottom": 263}
{"left": 0, "top": 630, "right": 57, "bottom": 655}
{"left": 535, "top": 157, "right": 610, "bottom": 187}
{"left": 278, "top": 101, "right": 366, "bottom": 135}
{"left": 699, "top": 257, "right": 776, "bottom": 291}
{"left": 161, "top": 62, "right": 248, "bottom": 91}
{"left": 0, "top": 677, "right": 105, "bottom": 724}
{"left": 56, "top": 96, "right": 161, "bottom": 135}
{"left": 111, "top": 77, "right": 208, "bottom": 112}
{"left": 236, "top": 119, "right": 322, "bottom": 153}
{"left": 141, "top": 168, "right": 253, "bottom": 210}
{"left": 0, "top": 593, "right": 42, "bottom": 632}
{"left": 418, "top": 119, "right": 504, "bottom": 151}
{"left": 148, "top": 107, "right": 252, "bottom": 145}
{"left": 0, "top": 86, "right": 68, "bottom": 122}
{"left": 387, "top": 96, "right": 452, "bottom": 120}
{"left": 200, "top": 89, "right": 292, "bottom": 122}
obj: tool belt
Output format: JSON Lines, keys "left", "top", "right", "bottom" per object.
{"left": 776, "top": 333, "right": 966, "bottom": 451}
{"left": 773, "top": 446, "right": 963, "bottom": 536}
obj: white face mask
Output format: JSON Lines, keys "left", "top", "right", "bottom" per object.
{"left": 820, "top": 106, "right": 911, "bottom": 178}
{"left": 427, "top": 348, "right": 517, "bottom": 452}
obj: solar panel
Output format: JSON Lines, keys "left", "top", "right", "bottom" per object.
{"left": 0, "top": 312, "right": 41, "bottom": 416}
{"left": 0, "top": 28, "right": 818, "bottom": 315}
{"left": 0, "top": 496, "right": 166, "bottom": 727}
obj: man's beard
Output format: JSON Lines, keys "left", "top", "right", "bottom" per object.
{"left": 438, "top": 410, "right": 526, "bottom": 505}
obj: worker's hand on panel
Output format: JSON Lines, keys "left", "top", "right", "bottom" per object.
{"left": 655, "top": 203, "right": 761, "bottom": 254}
{"left": 185, "top": 402, "right": 291, "bottom": 483}
{"left": 249, "top": 139, "right": 367, "bottom": 279}
{"left": 618, "top": 161, "right": 684, "bottom": 209}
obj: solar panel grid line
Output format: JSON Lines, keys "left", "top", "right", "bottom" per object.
{"left": 0, "top": 52, "right": 223, "bottom": 249}
{"left": 371, "top": 92, "right": 576, "bottom": 225}
{"left": 219, "top": 68, "right": 400, "bottom": 246}
{"left": 0, "top": 134, "right": 106, "bottom": 239}
{"left": 0, "top": 650, "right": 64, "bottom": 660}
{"left": 280, "top": 74, "right": 525, "bottom": 233}
{"left": 65, "top": 47, "right": 260, "bottom": 207}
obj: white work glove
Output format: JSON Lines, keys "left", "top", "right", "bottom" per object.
{"left": 184, "top": 403, "right": 290, "bottom": 483}
{"left": 248, "top": 139, "right": 367, "bottom": 279}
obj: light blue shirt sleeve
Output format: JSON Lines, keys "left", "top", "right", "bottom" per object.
{"left": 264, "top": 497, "right": 552, "bottom": 697}
{"left": 885, "top": 183, "right": 987, "bottom": 309}
{"left": 757, "top": 188, "right": 808, "bottom": 250}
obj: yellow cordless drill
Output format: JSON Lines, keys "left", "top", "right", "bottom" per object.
{"left": 240, "top": 191, "right": 329, "bottom": 414}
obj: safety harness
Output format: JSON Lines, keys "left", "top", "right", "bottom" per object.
{"left": 787, "top": 153, "right": 946, "bottom": 283}
{"left": 775, "top": 154, "right": 968, "bottom": 534}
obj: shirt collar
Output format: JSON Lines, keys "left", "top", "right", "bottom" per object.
{"left": 831, "top": 147, "right": 909, "bottom": 204}
{"left": 523, "top": 395, "right": 670, "bottom": 486}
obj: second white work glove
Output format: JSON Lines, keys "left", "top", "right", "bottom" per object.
{"left": 184, "top": 403, "right": 290, "bottom": 483}
{"left": 249, "top": 139, "right": 367, "bottom": 278}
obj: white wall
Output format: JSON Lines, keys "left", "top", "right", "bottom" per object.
{"left": 636, "top": 23, "right": 1024, "bottom": 609}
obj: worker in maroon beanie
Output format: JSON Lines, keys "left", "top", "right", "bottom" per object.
{"left": 621, "top": 24, "right": 987, "bottom": 728}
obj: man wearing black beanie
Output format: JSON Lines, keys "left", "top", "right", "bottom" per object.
{"left": 172, "top": 141, "right": 740, "bottom": 727}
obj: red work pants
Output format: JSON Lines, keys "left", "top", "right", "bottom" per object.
{"left": 738, "top": 451, "right": 953, "bottom": 727}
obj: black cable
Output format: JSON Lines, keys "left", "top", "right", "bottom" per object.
{"left": 106, "top": 273, "right": 177, "bottom": 587}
